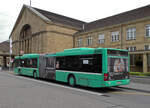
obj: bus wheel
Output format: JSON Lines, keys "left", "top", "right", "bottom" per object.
{"left": 68, "top": 75, "right": 76, "bottom": 87}
{"left": 33, "top": 71, "right": 37, "bottom": 79}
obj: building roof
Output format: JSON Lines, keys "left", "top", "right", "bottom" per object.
{"left": 79, "top": 5, "right": 150, "bottom": 33}
{"left": 10, "top": 4, "right": 150, "bottom": 38}
{"left": 0, "top": 40, "right": 9, "bottom": 53}
{"left": 33, "top": 7, "right": 86, "bottom": 29}
{"left": 9, "top": 5, "right": 86, "bottom": 38}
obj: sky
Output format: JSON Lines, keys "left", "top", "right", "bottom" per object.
{"left": 0, "top": 0, "right": 150, "bottom": 42}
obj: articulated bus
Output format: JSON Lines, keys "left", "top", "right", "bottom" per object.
{"left": 13, "top": 48, "right": 130, "bottom": 88}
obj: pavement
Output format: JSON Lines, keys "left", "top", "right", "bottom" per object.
{"left": 0, "top": 70, "right": 150, "bottom": 108}
{"left": 130, "top": 75, "right": 150, "bottom": 84}
{"left": 119, "top": 82, "right": 150, "bottom": 93}
{"left": 1, "top": 70, "right": 150, "bottom": 93}
{"left": 119, "top": 75, "right": 150, "bottom": 93}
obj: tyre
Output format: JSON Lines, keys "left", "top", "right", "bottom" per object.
{"left": 68, "top": 75, "right": 76, "bottom": 87}
{"left": 33, "top": 71, "right": 37, "bottom": 79}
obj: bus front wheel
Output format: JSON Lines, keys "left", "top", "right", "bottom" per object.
{"left": 68, "top": 75, "right": 76, "bottom": 87}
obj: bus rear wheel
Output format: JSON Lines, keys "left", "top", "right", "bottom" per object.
{"left": 68, "top": 75, "right": 76, "bottom": 87}
{"left": 33, "top": 71, "right": 37, "bottom": 79}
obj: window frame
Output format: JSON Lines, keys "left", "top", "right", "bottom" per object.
{"left": 98, "top": 34, "right": 105, "bottom": 44}
{"left": 111, "top": 31, "right": 119, "bottom": 42}
{"left": 145, "top": 25, "right": 150, "bottom": 37}
{"left": 127, "top": 46, "right": 136, "bottom": 52}
{"left": 77, "top": 37, "right": 83, "bottom": 47}
{"left": 87, "top": 36, "right": 93, "bottom": 46}
{"left": 126, "top": 27, "right": 136, "bottom": 40}
{"left": 144, "top": 45, "right": 150, "bottom": 50}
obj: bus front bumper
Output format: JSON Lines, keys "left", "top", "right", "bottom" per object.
{"left": 104, "top": 79, "right": 130, "bottom": 87}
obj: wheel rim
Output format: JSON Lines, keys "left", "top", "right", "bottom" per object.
{"left": 69, "top": 77, "right": 75, "bottom": 86}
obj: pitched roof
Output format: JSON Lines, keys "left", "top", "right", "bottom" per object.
{"left": 0, "top": 41, "right": 9, "bottom": 53}
{"left": 9, "top": 5, "right": 86, "bottom": 38}
{"left": 79, "top": 5, "right": 150, "bottom": 33}
{"left": 10, "top": 5, "right": 150, "bottom": 38}
{"left": 33, "top": 7, "right": 86, "bottom": 29}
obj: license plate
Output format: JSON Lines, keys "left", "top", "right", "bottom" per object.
{"left": 117, "top": 82, "right": 121, "bottom": 84}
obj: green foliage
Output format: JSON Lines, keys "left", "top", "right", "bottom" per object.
{"left": 130, "top": 72, "right": 150, "bottom": 76}
{"left": 142, "top": 72, "right": 150, "bottom": 76}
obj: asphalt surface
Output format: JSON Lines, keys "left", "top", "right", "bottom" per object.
{"left": 0, "top": 71, "right": 150, "bottom": 108}
{"left": 130, "top": 75, "right": 150, "bottom": 84}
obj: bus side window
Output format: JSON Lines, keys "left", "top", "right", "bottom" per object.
{"left": 22, "top": 59, "right": 28, "bottom": 67}
{"left": 56, "top": 54, "right": 102, "bottom": 73}
{"left": 80, "top": 55, "right": 94, "bottom": 73}
{"left": 79, "top": 54, "right": 102, "bottom": 73}
{"left": 26, "top": 59, "right": 31, "bottom": 67}
{"left": 32, "top": 59, "right": 37, "bottom": 68}
{"left": 93, "top": 54, "right": 102, "bottom": 73}
{"left": 13, "top": 59, "right": 20, "bottom": 67}
{"left": 65, "top": 56, "right": 81, "bottom": 71}
{"left": 21, "top": 59, "right": 25, "bottom": 67}
{"left": 56, "top": 57, "right": 66, "bottom": 70}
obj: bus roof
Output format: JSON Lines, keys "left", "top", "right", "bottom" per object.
{"left": 14, "top": 56, "right": 21, "bottom": 59}
{"left": 21, "top": 54, "right": 40, "bottom": 58}
{"left": 56, "top": 47, "right": 98, "bottom": 56}
{"left": 46, "top": 47, "right": 128, "bottom": 57}
{"left": 14, "top": 48, "right": 128, "bottom": 58}
{"left": 14, "top": 54, "right": 40, "bottom": 59}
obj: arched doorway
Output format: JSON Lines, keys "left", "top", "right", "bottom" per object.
{"left": 19, "top": 24, "right": 32, "bottom": 54}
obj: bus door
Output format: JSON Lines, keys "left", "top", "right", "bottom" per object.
{"left": 39, "top": 55, "right": 56, "bottom": 80}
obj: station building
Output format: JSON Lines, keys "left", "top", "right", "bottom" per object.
{"left": 0, "top": 41, "right": 13, "bottom": 69}
{"left": 10, "top": 5, "right": 150, "bottom": 73}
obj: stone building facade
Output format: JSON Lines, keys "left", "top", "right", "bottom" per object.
{"left": 10, "top": 5, "right": 85, "bottom": 55}
{"left": 10, "top": 5, "right": 150, "bottom": 73}
{"left": 0, "top": 41, "right": 12, "bottom": 69}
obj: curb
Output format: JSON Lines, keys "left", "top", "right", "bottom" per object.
{"left": 0, "top": 70, "right": 14, "bottom": 74}
{"left": 131, "top": 75, "right": 150, "bottom": 79}
{"left": 117, "top": 86, "right": 150, "bottom": 93}
{"left": 130, "top": 76, "right": 150, "bottom": 85}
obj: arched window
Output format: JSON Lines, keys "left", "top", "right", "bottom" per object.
{"left": 20, "top": 24, "right": 31, "bottom": 39}
{"left": 19, "top": 24, "right": 32, "bottom": 54}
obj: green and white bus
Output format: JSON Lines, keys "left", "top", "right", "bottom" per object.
{"left": 13, "top": 48, "right": 130, "bottom": 88}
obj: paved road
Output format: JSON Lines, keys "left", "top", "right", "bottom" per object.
{"left": 0, "top": 71, "right": 150, "bottom": 108}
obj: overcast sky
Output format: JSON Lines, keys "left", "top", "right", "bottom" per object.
{"left": 0, "top": 0, "right": 150, "bottom": 42}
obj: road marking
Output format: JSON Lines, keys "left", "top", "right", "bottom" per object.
{"left": 111, "top": 91, "right": 150, "bottom": 96}
{"left": 5, "top": 73, "right": 104, "bottom": 96}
